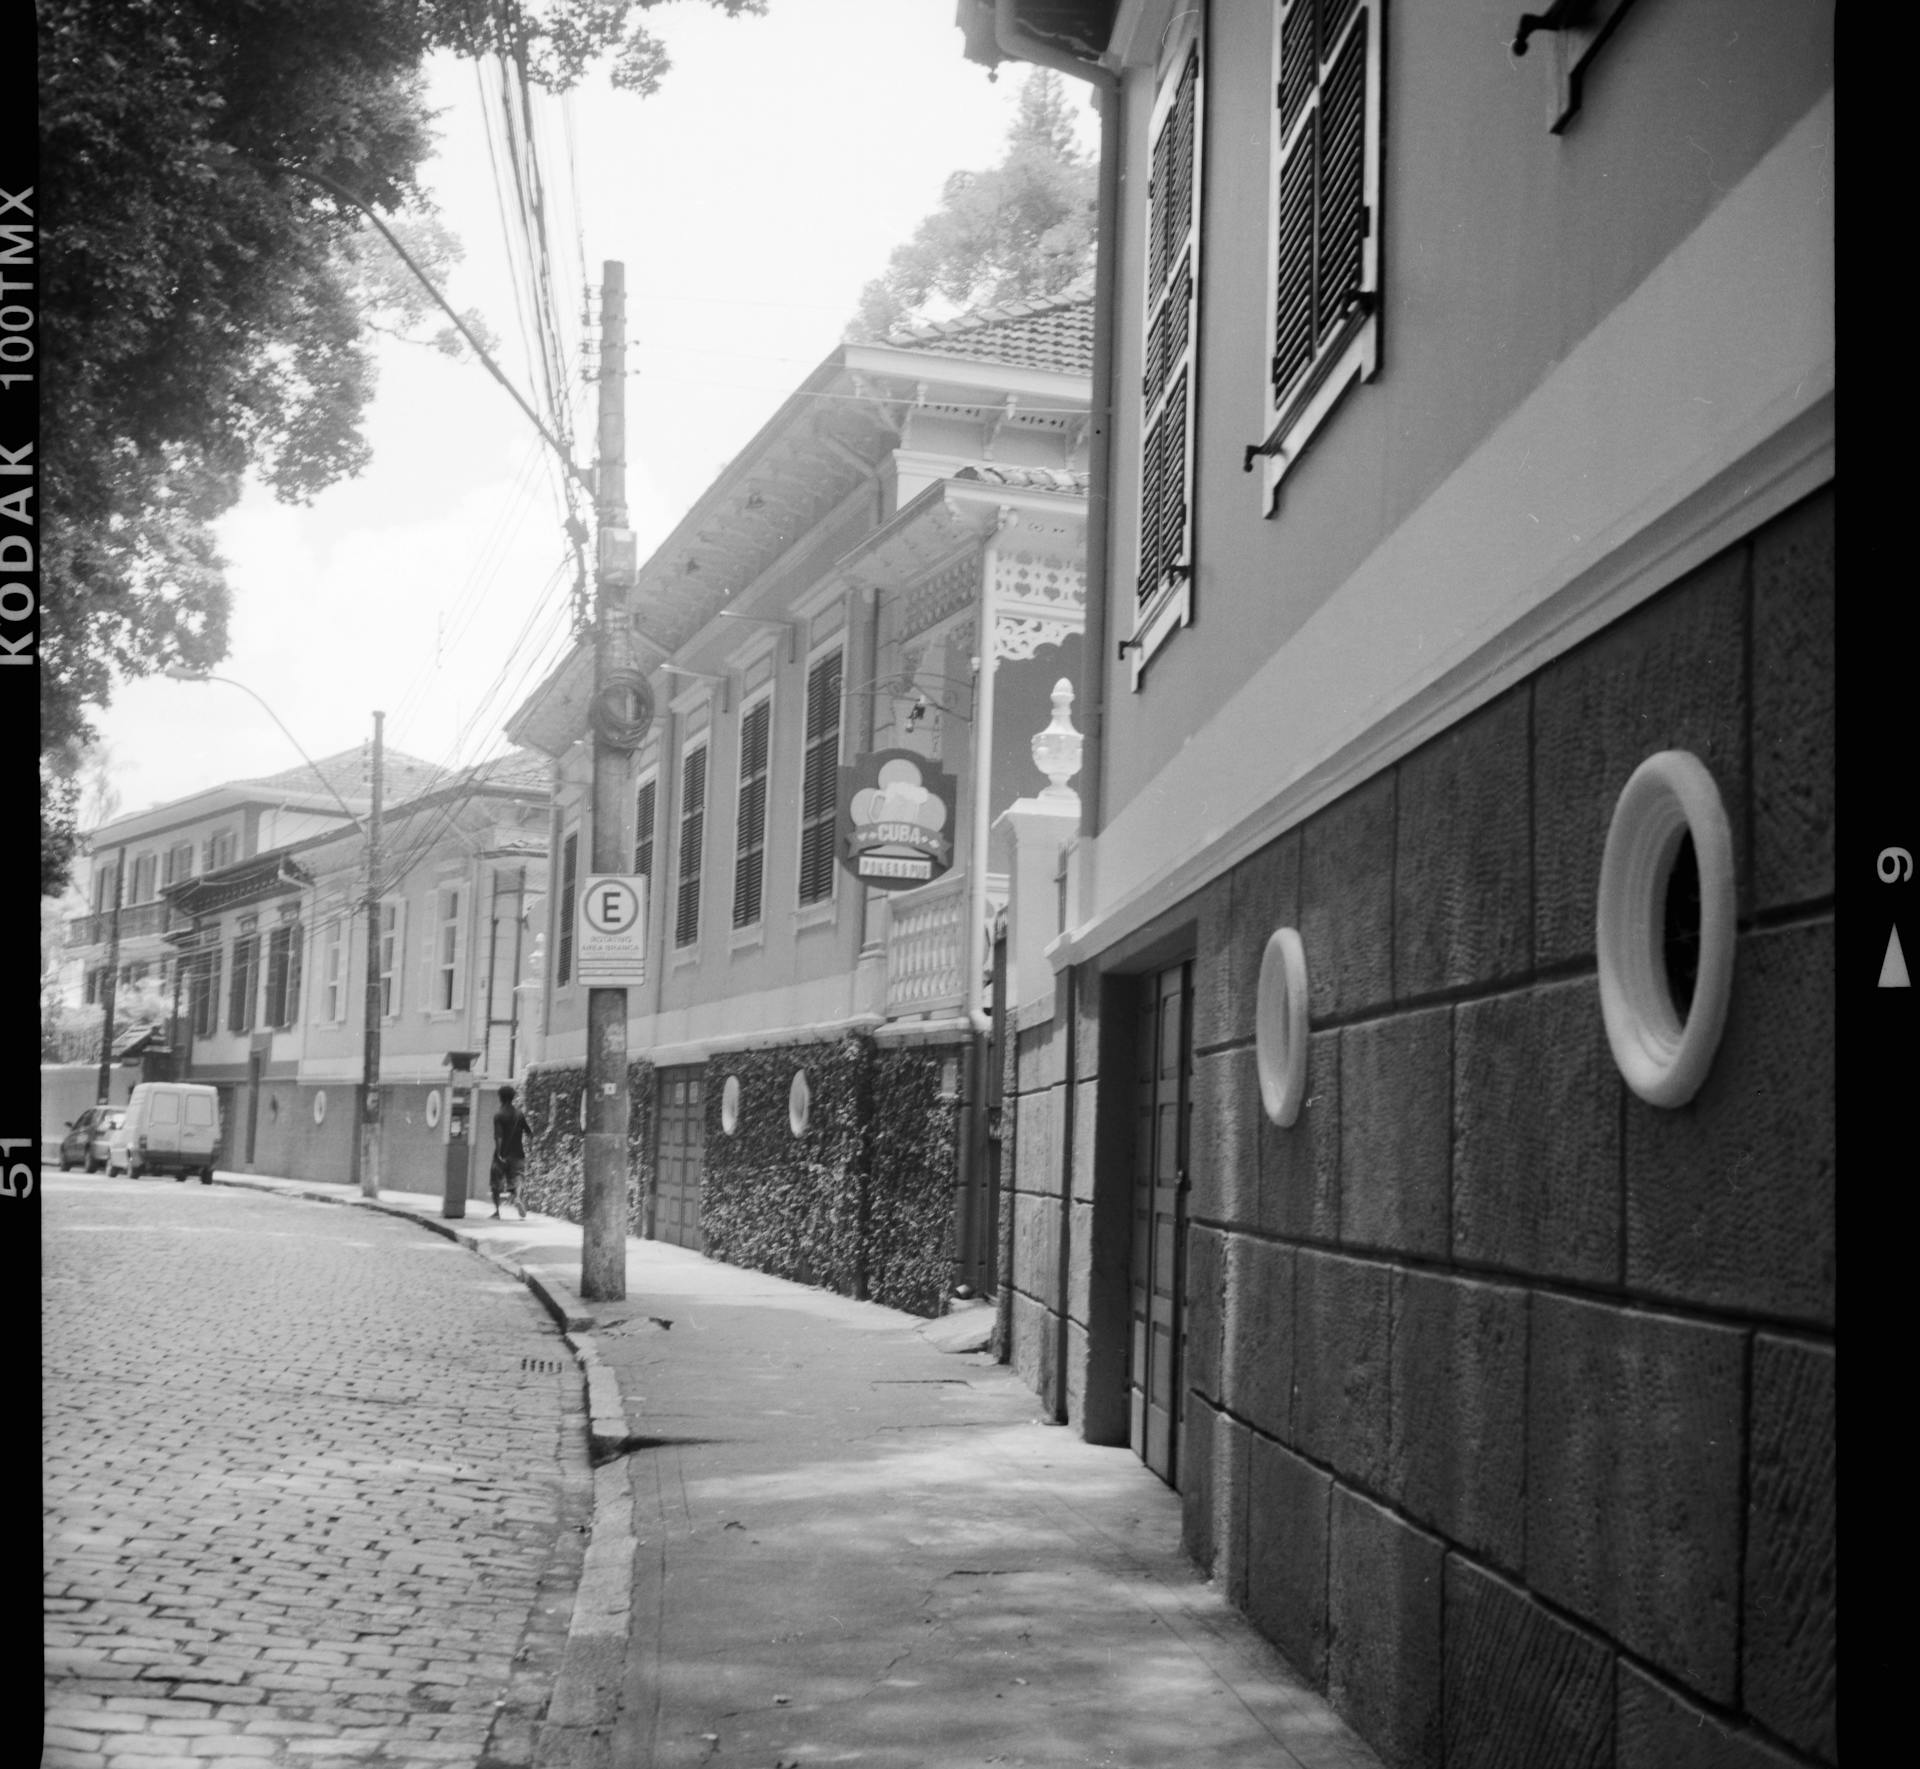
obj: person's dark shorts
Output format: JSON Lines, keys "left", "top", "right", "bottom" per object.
{"left": 490, "top": 1157, "right": 525, "bottom": 1196}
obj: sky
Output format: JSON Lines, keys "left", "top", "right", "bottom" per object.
{"left": 90, "top": 1, "right": 1096, "bottom": 826}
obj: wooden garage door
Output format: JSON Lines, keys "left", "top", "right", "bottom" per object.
{"left": 653, "top": 1068, "right": 706, "bottom": 1251}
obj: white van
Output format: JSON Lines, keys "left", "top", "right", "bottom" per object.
{"left": 123, "top": 1083, "right": 222, "bottom": 1184}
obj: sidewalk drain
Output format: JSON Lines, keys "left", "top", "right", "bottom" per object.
{"left": 521, "top": 1357, "right": 565, "bottom": 1375}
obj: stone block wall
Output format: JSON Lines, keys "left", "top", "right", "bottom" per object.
{"left": 1012, "top": 488, "right": 1835, "bottom": 1769}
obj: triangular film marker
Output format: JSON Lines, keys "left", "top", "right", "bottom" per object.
{"left": 1881, "top": 925, "right": 1911, "bottom": 988}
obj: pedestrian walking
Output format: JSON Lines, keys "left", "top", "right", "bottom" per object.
{"left": 490, "top": 1085, "right": 530, "bottom": 1220}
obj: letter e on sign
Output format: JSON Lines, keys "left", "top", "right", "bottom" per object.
{"left": 576, "top": 875, "right": 648, "bottom": 987}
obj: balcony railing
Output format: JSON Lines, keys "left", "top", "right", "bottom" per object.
{"left": 65, "top": 901, "right": 186, "bottom": 948}
{"left": 884, "top": 871, "right": 969, "bottom": 1018}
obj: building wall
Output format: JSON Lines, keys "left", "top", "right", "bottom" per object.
{"left": 1100, "top": 0, "right": 1833, "bottom": 813}
{"left": 1012, "top": 488, "right": 1834, "bottom": 1768}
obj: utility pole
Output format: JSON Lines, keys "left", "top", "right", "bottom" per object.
{"left": 357, "top": 712, "right": 386, "bottom": 1197}
{"left": 95, "top": 847, "right": 125, "bottom": 1105}
{"left": 582, "top": 261, "right": 636, "bottom": 1301}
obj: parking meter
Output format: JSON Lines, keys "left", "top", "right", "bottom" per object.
{"left": 442, "top": 1050, "right": 480, "bottom": 1219}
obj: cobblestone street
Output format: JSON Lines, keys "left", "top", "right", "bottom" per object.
{"left": 42, "top": 1174, "right": 590, "bottom": 1769}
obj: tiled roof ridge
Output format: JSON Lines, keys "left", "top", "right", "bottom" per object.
{"left": 884, "top": 274, "right": 1096, "bottom": 350}
{"left": 952, "top": 463, "right": 1091, "bottom": 493}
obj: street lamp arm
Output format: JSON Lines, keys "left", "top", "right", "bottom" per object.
{"left": 162, "top": 668, "right": 367, "bottom": 835}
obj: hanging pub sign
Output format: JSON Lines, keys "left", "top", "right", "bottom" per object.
{"left": 836, "top": 749, "right": 957, "bottom": 890}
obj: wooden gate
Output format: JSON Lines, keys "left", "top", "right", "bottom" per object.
{"left": 1129, "top": 961, "right": 1192, "bottom": 1484}
{"left": 652, "top": 1067, "right": 706, "bottom": 1251}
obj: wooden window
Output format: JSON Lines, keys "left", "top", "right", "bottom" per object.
{"left": 130, "top": 854, "right": 157, "bottom": 902}
{"left": 556, "top": 831, "right": 578, "bottom": 986}
{"left": 205, "top": 829, "right": 237, "bottom": 872}
{"left": 434, "top": 887, "right": 463, "bottom": 1011}
{"left": 228, "top": 932, "right": 259, "bottom": 1032}
{"left": 797, "top": 649, "right": 842, "bottom": 906}
{"left": 319, "top": 917, "right": 345, "bottom": 1022}
{"left": 675, "top": 743, "right": 708, "bottom": 950}
{"left": 1255, "top": 0, "right": 1383, "bottom": 509}
{"left": 163, "top": 842, "right": 194, "bottom": 886}
{"left": 377, "top": 902, "right": 403, "bottom": 1017}
{"left": 732, "top": 697, "right": 772, "bottom": 929}
{"left": 264, "top": 924, "right": 302, "bottom": 1029}
{"left": 1130, "top": 31, "right": 1204, "bottom": 680}
{"left": 189, "top": 949, "right": 221, "bottom": 1038}
{"left": 633, "top": 776, "right": 657, "bottom": 885}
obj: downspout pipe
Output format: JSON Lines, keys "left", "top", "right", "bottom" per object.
{"left": 1079, "top": 76, "right": 1121, "bottom": 849}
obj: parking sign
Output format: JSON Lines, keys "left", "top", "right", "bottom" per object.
{"left": 577, "top": 874, "right": 648, "bottom": 986}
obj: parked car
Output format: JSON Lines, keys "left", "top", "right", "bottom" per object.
{"left": 122, "top": 1083, "right": 222, "bottom": 1184}
{"left": 58, "top": 1105, "right": 126, "bottom": 1174}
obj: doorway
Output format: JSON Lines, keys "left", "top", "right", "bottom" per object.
{"left": 652, "top": 1067, "right": 706, "bottom": 1251}
{"left": 1129, "top": 960, "right": 1192, "bottom": 1485}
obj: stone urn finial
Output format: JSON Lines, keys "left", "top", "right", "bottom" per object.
{"left": 1031, "top": 678, "right": 1083, "bottom": 803}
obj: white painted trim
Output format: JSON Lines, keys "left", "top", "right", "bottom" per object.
{"left": 1056, "top": 91, "right": 1834, "bottom": 970}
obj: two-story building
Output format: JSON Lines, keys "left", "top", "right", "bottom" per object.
{"left": 62, "top": 750, "right": 420, "bottom": 1019}
{"left": 508, "top": 289, "right": 1094, "bottom": 1313}
{"left": 963, "top": 5, "right": 1833, "bottom": 1769}
{"left": 160, "top": 750, "right": 550, "bottom": 1192}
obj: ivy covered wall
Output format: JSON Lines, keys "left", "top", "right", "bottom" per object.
{"left": 701, "top": 1036, "right": 870, "bottom": 1298}
{"left": 864, "top": 1046, "right": 963, "bottom": 1318}
{"left": 701, "top": 1034, "right": 962, "bottom": 1318}
{"left": 519, "top": 1033, "right": 967, "bottom": 1319}
{"left": 519, "top": 1058, "right": 654, "bottom": 1230}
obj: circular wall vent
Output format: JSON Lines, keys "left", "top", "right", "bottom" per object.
{"left": 1596, "top": 750, "right": 1737, "bottom": 1108}
{"left": 312, "top": 1089, "right": 327, "bottom": 1126}
{"left": 721, "top": 1074, "right": 742, "bottom": 1136}
{"left": 1255, "top": 927, "right": 1311, "bottom": 1127}
{"left": 789, "top": 1070, "right": 812, "bottom": 1137}
{"left": 425, "top": 1089, "right": 442, "bottom": 1129}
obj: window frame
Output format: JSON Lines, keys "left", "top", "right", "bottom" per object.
{"left": 189, "top": 947, "right": 222, "bottom": 1040}
{"left": 1256, "top": 0, "right": 1385, "bottom": 513}
{"left": 674, "top": 739, "right": 709, "bottom": 952}
{"left": 264, "top": 922, "right": 302, "bottom": 1030}
{"left": 633, "top": 771, "right": 658, "bottom": 891}
{"left": 556, "top": 829, "right": 579, "bottom": 987}
{"left": 796, "top": 644, "right": 844, "bottom": 909}
{"left": 318, "top": 915, "right": 346, "bottom": 1024}
{"left": 376, "top": 899, "right": 404, "bottom": 1020}
{"left": 228, "top": 927, "right": 259, "bottom": 1033}
{"left": 433, "top": 885, "right": 464, "bottom": 1013}
{"left": 1128, "top": 21, "right": 1207, "bottom": 686}
{"left": 731, "top": 690, "right": 774, "bottom": 932}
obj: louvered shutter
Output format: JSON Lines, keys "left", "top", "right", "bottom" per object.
{"left": 285, "top": 926, "right": 303, "bottom": 1027}
{"left": 732, "top": 700, "right": 772, "bottom": 929}
{"left": 798, "top": 650, "right": 842, "bottom": 906}
{"left": 1137, "top": 42, "right": 1202, "bottom": 614}
{"left": 634, "top": 778, "right": 657, "bottom": 882}
{"left": 1268, "top": 0, "right": 1379, "bottom": 437}
{"left": 264, "top": 927, "right": 289, "bottom": 1027}
{"left": 675, "top": 746, "right": 707, "bottom": 949}
{"left": 556, "top": 832, "right": 578, "bottom": 986}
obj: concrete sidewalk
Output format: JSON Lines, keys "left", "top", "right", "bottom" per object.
{"left": 212, "top": 1170, "right": 1381, "bottom": 1769}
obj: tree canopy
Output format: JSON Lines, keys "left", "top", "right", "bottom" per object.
{"left": 38, "top": 0, "right": 764, "bottom": 894}
{"left": 847, "top": 68, "right": 1097, "bottom": 343}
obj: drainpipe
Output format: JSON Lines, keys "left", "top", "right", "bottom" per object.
{"left": 1078, "top": 76, "right": 1121, "bottom": 849}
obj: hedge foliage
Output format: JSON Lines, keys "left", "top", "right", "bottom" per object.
{"left": 518, "top": 1058, "right": 653, "bottom": 1229}
{"left": 517, "top": 1034, "right": 963, "bottom": 1319}
{"left": 700, "top": 1035, "right": 870, "bottom": 1297}
{"left": 864, "top": 1047, "right": 963, "bottom": 1317}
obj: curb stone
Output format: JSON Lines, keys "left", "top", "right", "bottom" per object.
{"left": 206, "top": 1174, "right": 638, "bottom": 1765}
